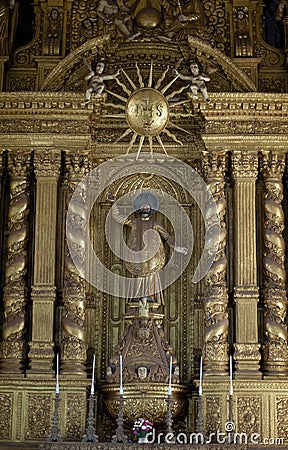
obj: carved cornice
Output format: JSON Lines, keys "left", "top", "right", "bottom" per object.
{"left": 231, "top": 150, "right": 258, "bottom": 179}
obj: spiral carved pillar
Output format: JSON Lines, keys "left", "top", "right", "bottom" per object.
{"left": 202, "top": 151, "right": 229, "bottom": 375}
{"left": 261, "top": 151, "right": 288, "bottom": 376}
{"left": 0, "top": 150, "right": 31, "bottom": 374}
{"left": 27, "top": 149, "right": 61, "bottom": 375}
{"left": 232, "top": 150, "right": 261, "bottom": 377}
{"left": 61, "top": 152, "right": 90, "bottom": 376}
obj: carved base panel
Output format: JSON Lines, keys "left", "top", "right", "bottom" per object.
{"left": 192, "top": 379, "right": 288, "bottom": 447}
{"left": 0, "top": 379, "right": 88, "bottom": 443}
{"left": 1, "top": 378, "right": 288, "bottom": 446}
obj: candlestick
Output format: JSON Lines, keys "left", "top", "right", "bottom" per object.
{"left": 199, "top": 355, "right": 203, "bottom": 396}
{"left": 119, "top": 354, "right": 123, "bottom": 395}
{"left": 168, "top": 355, "right": 172, "bottom": 396}
{"left": 229, "top": 355, "right": 233, "bottom": 396}
{"left": 56, "top": 353, "right": 59, "bottom": 394}
{"left": 91, "top": 354, "right": 95, "bottom": 396}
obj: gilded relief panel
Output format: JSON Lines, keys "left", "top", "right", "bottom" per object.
{"left": 65, "top": 393, "right": 86, "bottom": 440}
{"left": 25, "top": 394, "right": 52, "bottom": 440}
{"left": 237, "top": 396, "right": 261, "bottom": 436}
{"left": 205, "top": 396, "right": 221, "bottom": 435}
{"left": 276, "top": 396, "right": 288, "bottom": 438}
{"left": 0, "top": 393, "right": 13, "bottom": 439}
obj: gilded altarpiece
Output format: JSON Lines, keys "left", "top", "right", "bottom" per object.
{"left": 0, "top": 0, "right": 288, "bottom": 447}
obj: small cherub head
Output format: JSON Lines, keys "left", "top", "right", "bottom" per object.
{"left": 190, "top": 62, "right": 200, "bottom": 75}
{"left": 50, "top": 8, "right": 59, "bottom": 19}
{"left": 95, "top": 61, "right": 105, "bottom": 74}
{"left": 137, "top": 365, "right": 148, "bottom": 380}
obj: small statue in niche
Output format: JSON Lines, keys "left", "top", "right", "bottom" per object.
{"left": 173, "top": 61, "right": 211, "bottom": 102}
{"left": 44, "top": 8, "right": 62, "bottom": 56}
{"left": 84, "top": 60, "right": 120, "bottom": 104}
{"left": 234, "top": 7, "right": 252, "bottom": 57}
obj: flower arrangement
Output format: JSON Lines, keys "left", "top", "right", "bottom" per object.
{"left": 132, "top": 418, "right": 153, "bottom": 438}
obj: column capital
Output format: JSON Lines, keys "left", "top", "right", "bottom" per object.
{"left": 66, "top": 150, "right": 91, "bottom": 180}
{"left": 260, "top": 150, "right": 285, "bottom": 179}
{"left": 8, "top": 149, "right": 32, "bottom": 177}
{"left": 201, "top": 150, "right": 227, "bottom": 180}
{"left": 34, "top": 149, "right": 61, "bottom": 178}
{"left": 231, "top": 150, "right": 258, "bottom": 179}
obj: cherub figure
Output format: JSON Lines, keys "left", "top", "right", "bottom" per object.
{"left": 84, "top": 60, "right": 120, "bottom": 104}
{"left": 97, "top": 0, "right": 140, "bottom": 40}
{"left": 173, "top": 61, "right": 210, "bottom": 102}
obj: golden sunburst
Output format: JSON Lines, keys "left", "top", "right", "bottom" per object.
{"left": 104, "top": 62, "right": 192, "bottom": 159}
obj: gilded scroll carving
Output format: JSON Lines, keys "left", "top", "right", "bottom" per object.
{"left": 61, "top": 152, "right": 90, "bottom": 375}
{"left": 201, "top": 152, "right": 229, "bottom": 374}
{"left": 1, "top": 151, "right": 31, "bottom": 372}
{"left": 261, "top": 151, "right": 288, "bottom": 374}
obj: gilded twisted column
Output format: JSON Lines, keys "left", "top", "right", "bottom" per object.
{"left": 61, "top": 152, "right": 90, "bottom": 376}
{"left": 0, "top": 150, "right": 31, "bottom": 374}
{"left": 202, "top": 151, "right": 229, "bottom": 375}
{"left": 232, "top": 150, "right": 261, "bottom": 377}
{"left": 27, "top": 150, "right": 61, "bottom": 375}
{"left": 261, "top": 151, "right": 288, "bottom": 376}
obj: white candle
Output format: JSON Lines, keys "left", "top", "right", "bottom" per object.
{"left": 168, "top": 355, "right": 172, "bottom": 396}
{"left": 56, "top": 353, "right": 59, "bottom": 394}
{"left": 91, "top": 354, "right": 96, "bottom": 396}
{"left": 229, "top": 355, "right": 233, "bottom": 396}
{"left": 119, "top": 354, "right": 123, "bottom": 395}
{"left": 199, "top": 356, "right": 203, "bottom": 396}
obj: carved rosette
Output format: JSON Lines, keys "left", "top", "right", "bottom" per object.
{"left": 1, "top": 151, "right": 31, "bottom": 373}
{"left": 61, "top": 152, "right": 90, "bottom": 375}
{"left": 201, "top": 152, "right": 229, "bottom": 375}
{"left": 261, "top": 151, "right": 288, "bottom": 375}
